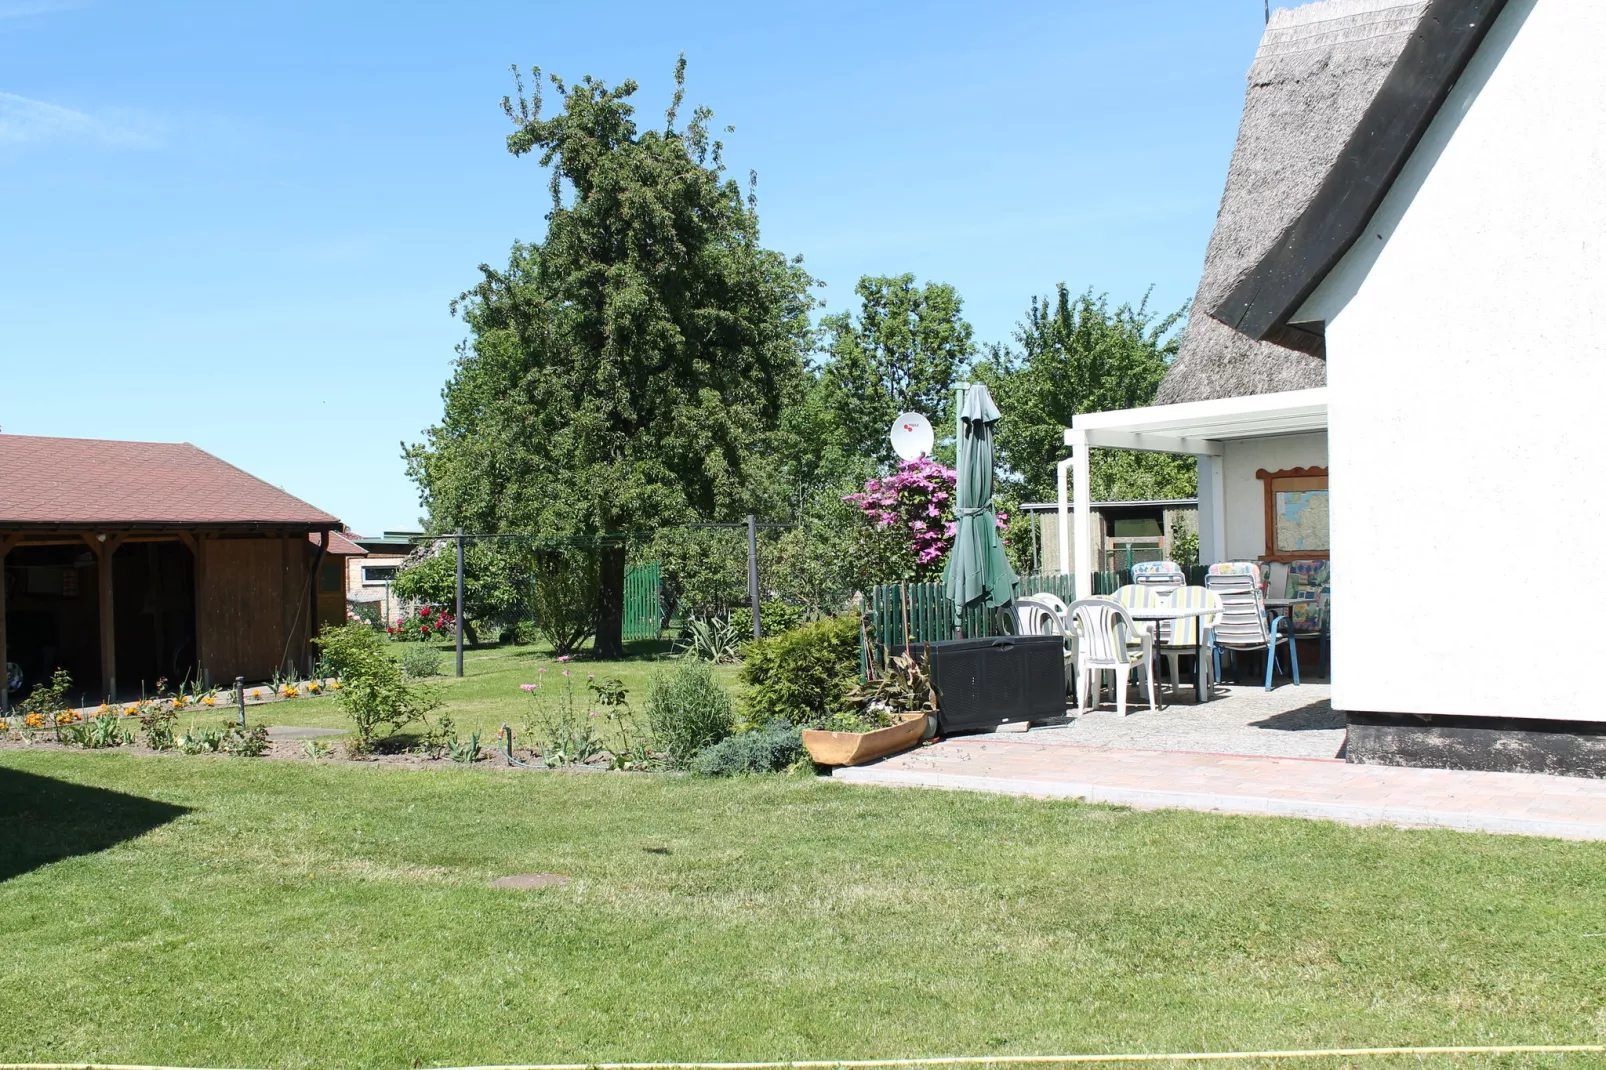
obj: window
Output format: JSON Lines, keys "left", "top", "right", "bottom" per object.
{"left": 1111, "top": 516, "right": 1163, "bottom": 538}
{"left": 1256, "top": 467, "right": 1329, "bottom": 562}
{"left": 362, "top": 565, "right": 398, "bottom": 585}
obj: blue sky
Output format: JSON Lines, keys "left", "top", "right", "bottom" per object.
{"left": 0, "top": 0, "right": 1269, "bottom": 536}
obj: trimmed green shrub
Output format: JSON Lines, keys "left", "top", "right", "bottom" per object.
{"left": 690, "top": 723, "right": 804, "bottom": 777}
{"left": 646, "top": 661, "right": 735, "bottom": 767}
{"left": 739, "top": 615, "right": 860, "bottom": 729}
{"left": 398, "top": 643, "right": 446, "bottom": 679}
{"left": 729, "top": 600, "right": 805, "bottom": 639}
{"left": 316, "top": 623, "right": 441, "bottom": 752}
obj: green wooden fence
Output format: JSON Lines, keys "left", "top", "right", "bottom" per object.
{"left": 861, "top": 571, "right": 1138, "bottom": 674}
{"left": 623, "top": 563, "right": 663, "bottom": 641}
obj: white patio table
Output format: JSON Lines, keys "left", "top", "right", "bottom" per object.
{"left": 1124, "top": 604, "right": 1217, "bottom": 704}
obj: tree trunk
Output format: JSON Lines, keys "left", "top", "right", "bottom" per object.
{"left": 595, "top": 544, "right": 627, "bottom": 659}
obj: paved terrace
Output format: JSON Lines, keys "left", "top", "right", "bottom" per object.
{"left": 832, "top": 679, "right": 1606, "bottom": 840}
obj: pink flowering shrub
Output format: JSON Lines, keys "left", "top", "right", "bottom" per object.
{"left": 844, "top": 458, "right": 1011, "bottom": 582}
{"left": 843, "top": 458, "right": 957, "bottom": 581}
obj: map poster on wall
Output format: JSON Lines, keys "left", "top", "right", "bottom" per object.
{"left": 1257, "top": 467, "right": 1329, "bottom": 561}
{"left": 1275, "top": 489, "right": 1330, "bottom": 553}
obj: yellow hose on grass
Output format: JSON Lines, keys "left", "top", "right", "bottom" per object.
{"left": 5, "top": 1045, "right": 1606, "bottom": 1069}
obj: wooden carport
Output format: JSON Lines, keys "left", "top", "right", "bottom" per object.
{"left": 1, "top": 435, "right": 344, "bottom": 708}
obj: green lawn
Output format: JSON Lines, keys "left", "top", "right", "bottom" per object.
{"left": 3, "top": 752, "right": 1604, "bottom": 1070}
{"left": 261, "top": 639, "right": 743, "bottom": 745}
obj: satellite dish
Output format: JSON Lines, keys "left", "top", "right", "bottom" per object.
{"left": 889, "top": 412, "right": 934, "bottom": 461}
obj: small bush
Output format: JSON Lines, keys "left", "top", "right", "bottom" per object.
{"left": 398, "top": 643, "right": 446, "bottom": 679}
{"left": 646, "top": 661, "right": 735, "bottom": 767}
{"left": 15, "top": 668, "right": 72, "bottom": 723}
{"left": 500, "top": 620, "right": 540, "bottom": 645}
{"left": 315, "top": 623, "right": 441, "bottom": 753}
{"left": 739, "top": 615, "right": 861, "bottom": 729}
{"left": 177, "top": 727, "right": 226, "bottom": 754}
{"left": 528, "top": 548, "right": 599, "bottom": 657}
{"left": 676, "top": 615, "right": 743, "bottom": 663}
{"left": 64, "top": 711, "right": 126, "bottom": 749}
{"left": 690, "top": 723, "right": 803, "bottom": 777}
{"left": 136, "top": 703, "right": 178, "bottom": 750}
{"left": 447, "top": 732, "right": 482, "bottom": 764}
{"left": 729, "top": 601, "right": 805, "bottom": 639}
{"left": 221, "top": 723, "right": 270, "bottom": 757}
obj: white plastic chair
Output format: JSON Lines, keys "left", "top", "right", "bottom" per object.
{"left": 1156, "top": 585, "right": 1221, "bottom": 697}
{"left": 1027, "top": 590, "right": 1071, "bottom": 626}
{"left": 1067, "top": 597, "right": 1157, "bottom": 717}
{"left": 1012, "top": 597, "right": 1075, "bottom": 694}
{"left": 1131, "top": 560, "right": 1187, "bottom": 595}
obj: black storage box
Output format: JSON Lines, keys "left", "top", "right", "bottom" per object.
{"left": 927, "top": 635, "right": 1068, "bottom": 735}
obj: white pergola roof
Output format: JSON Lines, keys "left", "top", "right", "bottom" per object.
{"left": 1064, "top": 387, "right": 1328, "bottom": 456}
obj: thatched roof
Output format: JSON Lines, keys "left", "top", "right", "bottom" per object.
{"left": 1157, "top": 0, "right": 1431, "bottom": 404}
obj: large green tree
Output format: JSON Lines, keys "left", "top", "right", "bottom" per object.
{"left": 975, "top": 285, "right": 1194, "bottom": 505}
{"left": 816, "top": 274, "right": 974, "bottom": 466}
{"left": 406, "top": 59, "right": 814, "bottom": 657}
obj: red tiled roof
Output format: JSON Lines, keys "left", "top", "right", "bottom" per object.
{"left": 311, "top": 530, "right": 368, "bottom": 556}
{"left": 0, "top": 435, "right": 340, "bottom": 529}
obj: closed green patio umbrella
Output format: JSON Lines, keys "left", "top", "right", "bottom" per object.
{"left": 943, "top": 382, "right": 1017, "bottom": 633}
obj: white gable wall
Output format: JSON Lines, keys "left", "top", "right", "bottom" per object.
{"left": 1221, "top": 433, "right": 1328, "bottom": 562}
{"left": 1298, "top": 0, "right": 1606, "bottom": 720}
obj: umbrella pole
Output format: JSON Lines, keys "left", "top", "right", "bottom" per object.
{"left": 953, "top": 383, "right": 967, "bottom": 639}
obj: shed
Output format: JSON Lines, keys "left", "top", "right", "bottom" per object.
{"left": 1, "top": 435, "right": 344, "bottom": 706}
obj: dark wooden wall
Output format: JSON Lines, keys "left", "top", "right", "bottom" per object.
{"left": 197, "top": 536, "right": 313, "bottom": 683}
{"left": 316, "top": 556, "right": 348, "bottom": 635}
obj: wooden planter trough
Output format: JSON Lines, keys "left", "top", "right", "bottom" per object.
{"left": 802, "top": 713, "right": 926, "bottom": 767}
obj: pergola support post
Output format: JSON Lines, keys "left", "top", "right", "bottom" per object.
{"left": 1055, "top": 457, "right": 1073, "bottom": 575}
{"left": 1070, "top": 431, "right": 1093, "bottom": 600}
{"left": 1196, "top": 453, "right": 1227, "bottom": 566}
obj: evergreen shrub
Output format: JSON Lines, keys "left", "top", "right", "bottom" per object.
{"left": 739, "top": 615, "right": 860, "bottom": 729}
{"left": 690, "top": 722, "right": 803, "bottom": 777}
{"left": 645, "top": 661, "right": 735, "bottom": 767}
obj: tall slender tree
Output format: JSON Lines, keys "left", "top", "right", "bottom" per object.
{"left": 406, "top": 59, "right": 814, "bottom": 657}
{"left": 817, "top": 274, "right": 974, "bottom": 465}
{"left": 975, "top": 285, "right": 1193, "bottom": 504}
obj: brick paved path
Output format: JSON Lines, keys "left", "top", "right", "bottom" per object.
{"left": 831, "top": 737, "right": 1606, "bottom": 840}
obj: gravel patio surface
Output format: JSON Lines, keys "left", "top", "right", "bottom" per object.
{"left": 975, "top": 678, "right": 1345, "bottom": 760}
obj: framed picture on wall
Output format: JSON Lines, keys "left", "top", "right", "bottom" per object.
{"left": 1256, "top": 467, "right": 1329, "bottom": 562}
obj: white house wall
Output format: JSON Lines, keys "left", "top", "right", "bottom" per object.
{"left": 1222, "top": 433, "right": 1327, "bottom": 562}
{"left": 1308, "top": 0, "right": 1606, "bottom": 721}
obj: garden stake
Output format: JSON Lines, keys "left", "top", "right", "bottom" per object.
{"left": 235, "top": 676, "right": 245, "bottom": 728}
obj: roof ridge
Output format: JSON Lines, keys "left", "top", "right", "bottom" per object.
{"left": 1256, "top": 22, "right": 1424, "bottom": 62}
{"left": 1269, "top": 0, "right": 1425, "bottom": 30}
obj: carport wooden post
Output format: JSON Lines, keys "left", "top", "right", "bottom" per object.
{"left": 0, "top": 534, "right": 17, "bottom": 714}
{"left": 87, "top": 533, "right": 124, "bottom": 700}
